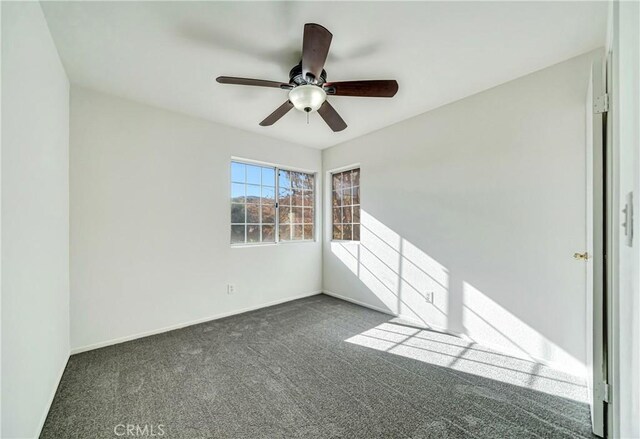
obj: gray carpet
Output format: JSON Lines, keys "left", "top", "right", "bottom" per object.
{"left": 41, "top": 294, "right": 595, "bottom": 438}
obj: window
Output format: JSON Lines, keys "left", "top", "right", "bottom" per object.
{"left": 278, "top": 169, "right": 315, "bottom": 241}
{"left": 230, "top": 160, "right": 314, "bottom": 245}
{"left": 332, "top": 168, "right": 360, "bottom": 241}
{"left": 231, "top": 161, "right": 276, "bottom": 244}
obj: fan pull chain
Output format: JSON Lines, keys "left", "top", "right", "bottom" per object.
{"left": 306, "top": 111, "right": 310, "bottom": 125}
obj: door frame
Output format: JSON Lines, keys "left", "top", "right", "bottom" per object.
{"left": 586, "top": 54, "right": 608, "bottom": 438}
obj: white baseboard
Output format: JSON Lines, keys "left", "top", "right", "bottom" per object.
{"left": 36, "top": 353, "right": 69, "bottom": 438}
{"left": 322, "top": 290, "right": 460, "bottom": 335}
{"left": 71, "top": 290, "right": 322, "bottom": 355}
{"left": 321, "top": 289, "right": 396, "bottom": 316}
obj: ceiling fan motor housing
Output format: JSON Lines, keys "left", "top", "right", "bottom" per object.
{"left": 289, "top": 62, "right": 327, "bottom": 86}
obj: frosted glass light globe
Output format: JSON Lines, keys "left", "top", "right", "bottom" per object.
{"left": 288, "top": 84, "right": 327, "bottom": 113}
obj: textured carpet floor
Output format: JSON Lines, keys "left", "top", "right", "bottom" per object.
{"left": 41, "top": 294, "right": 594, "bottom": 438}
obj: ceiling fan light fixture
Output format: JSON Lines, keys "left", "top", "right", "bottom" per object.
{"left": 288, "top": 84, "right": 326, "bottom": 113}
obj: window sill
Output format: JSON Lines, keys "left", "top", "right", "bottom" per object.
{"left": 278, "top": 239, "right": 316, "bottom": 245}
{"left": 231, "top": 243, "right": 277, "bottom": 248}
{"left": 231, "top": 240, "right": 316, "bottom": 248}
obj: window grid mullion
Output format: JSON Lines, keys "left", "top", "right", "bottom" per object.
{"left": 231, "top": 161, "right": 314, "bottom": 245}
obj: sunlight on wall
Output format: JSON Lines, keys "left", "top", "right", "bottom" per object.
{"left": 359, "top": 213, "right": 401, "bottom": 311}
{"left": 330, "top": 210, "right": 449, "bottom": 327}
{"left": 462, "top": 281, "right": 584, "bottom": 375}
{"left": 330, "top": 209, "right": 586, "bottom": 380}
{"left": 399, "top": 239, "right": 448, "bottom": 329}
{"left": 345, "top": 322, "right": 588, "bottom": 403}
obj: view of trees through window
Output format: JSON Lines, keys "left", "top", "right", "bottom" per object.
{"left": 231, "top": 161, "right": 314, "bottom": 244}
{"left": 332, "top": 168, "right": 360, "bottom": 241}
{"left": 278, "top": 169, "right": 315, "bottom": 241}
{"left": 231, "top": 162, "right": 276, "bottom": 244}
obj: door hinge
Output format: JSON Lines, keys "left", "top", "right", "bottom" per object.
{"left": 622, "top": 191, "right": 634, "bottom": 247}
{"left": 603, "top": 382, "right": 611, "bottom": 403}
{"left": 594, "top": 93, "right": 609, "bottom": 114}
{"left": 595, "top": 381, "right": 611, "bottom": 403}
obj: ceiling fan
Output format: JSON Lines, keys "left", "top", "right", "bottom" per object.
{"left": 216, "top": 23, "right": 399, "bottom": 132}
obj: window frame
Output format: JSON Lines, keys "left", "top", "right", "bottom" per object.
{"left": 230, "top": 158, "right": 316, "bottom": 247}
{"left": 329, "top": 165, "right": 361, "bottom": 243}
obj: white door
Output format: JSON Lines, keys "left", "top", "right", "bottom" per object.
{"left": 585, "top": 55, "right": 606, "bottom": 438}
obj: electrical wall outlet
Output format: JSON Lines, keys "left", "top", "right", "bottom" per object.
{"left": 425, "top": 291, "right": 434, "bottom": 304}
{"left": 227, "top": 284, "right": 235, "bottom": 294}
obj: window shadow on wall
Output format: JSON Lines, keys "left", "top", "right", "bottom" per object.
{"left": 330, "top": 210, "right": 586, "bottom": 398}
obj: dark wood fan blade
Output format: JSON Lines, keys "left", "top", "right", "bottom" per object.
{"left": 317, "top": 101, "right": 347, "bottom": 132}
{"left": 259, "top": 101, "right": 294, "bottom": 126}
{"left": 324, "top": 80, "right": 398, "bottom": 97}
{"left": 302, "top": 23, "right": 332, "bottom": 82}
{"left": 217, "top": 76, "right": 293, "bottom": 89}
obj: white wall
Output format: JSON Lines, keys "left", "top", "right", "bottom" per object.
{"left": 70, "top": 87, "right": 322, "bottom": 352}
{"left": 1, "top": 2, "right": 70, "bottom": 438}
{"left": 322, "top": 51, "right": 599, "bottom": 375}
{"left": 610, "top": 0, "right": 640, "bottom": 436}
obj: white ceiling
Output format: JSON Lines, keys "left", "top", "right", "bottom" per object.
{"left": 41, "top": 1, "right": 607, "bottom": 149}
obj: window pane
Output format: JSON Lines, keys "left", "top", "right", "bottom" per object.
{"left": 343, "top": 224, "right": 353, "bottom": 241}
{"left": 262, "top": 225, "right": 275, "bottom": 242}
{"left": 343, "top": 206, "right": 352, "bottom": 223}
{"left": 231, "top": 204, "right": 245, "bottom": 223}
{"left": 332, "top": 191, "right": 342, "bottom": 207}
{"left": 247, "top": 224, "right": 260, "bottom": 243}
{"left": 231, "top": 162, "right": 245, "bottom": 183}
{"left": 333, "top": 208, "right": 341, "bottom": 224}
{"left": 279, "top": 225, "right": 291, "bottom": 241}
{"left": 292, "top": 207, "right": 303, "bottom": 223}
{"left": 352, "top": 169, "right": 360, "bottom": 186}
{"left": 290, "top": 172, "right": 307, "bottom": 189}
{"left": 246, "top": 165, "right": 261, "bottom": 185}
{"left": 352, "top": 186, "right": 360, "bottom": 205}
{"left": 292, "top": 224, "right": 303, "bottom": 240}
{"left": 303, "top": 190, "right": 313, "bottom": 207}
{"left": 342, "top": 188, "right": 352, "bottom": 205}
{"left": 332, "top": 173, "right": 342, "bottom": 191}
{"left": 303, "top": 225, "right": 314, "bottom": 240}
{"left": 262, "top": 167, "right": 275, "bottom": 186}
{"left": 332, "top": 224, "right": 343, "bottom": 240}
{"left": 246, "top": 204, "right": 260, "bottom": 223}
{"left": 303, "top": 208, "right": 313, "bottom": 224}
{"left": 303, "top": 174, "right": 313, "bottom": 190}
{"left": 343, "top": 171, "right": 352, "bottom": 186}
{"left": 262, "top": 204, "right": 275, "bottom": 224}
{"left": 231, "top": 225, "right": 245, "bottom": 244}
{"left": 353, "top": 224, "right": 361, "bottom": 241}
{"left": 231, "top": 183, "right": 245, "bottom": 203}
{"left": 331, "top": 207, "right": 342, "bottom": 224}
{"left": 279, "top": 206, "right": 291, "bottom": 224}
{"left": 246, "top": 184, "right": 261, "bottom": 202}
{"left": 278, "top": 187, "right": 291, "bottom": 206}
{"left": 278, "top": 170, "right": 290, "bottom": 188}
{"left": 291, "top": 189, "right": 303, "bottom": 206}
{"left": 353, "top": 205, "right": 360, "bottom": 223}
{"left": 262, "top": 186, "right": 275, "bottom": 204}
